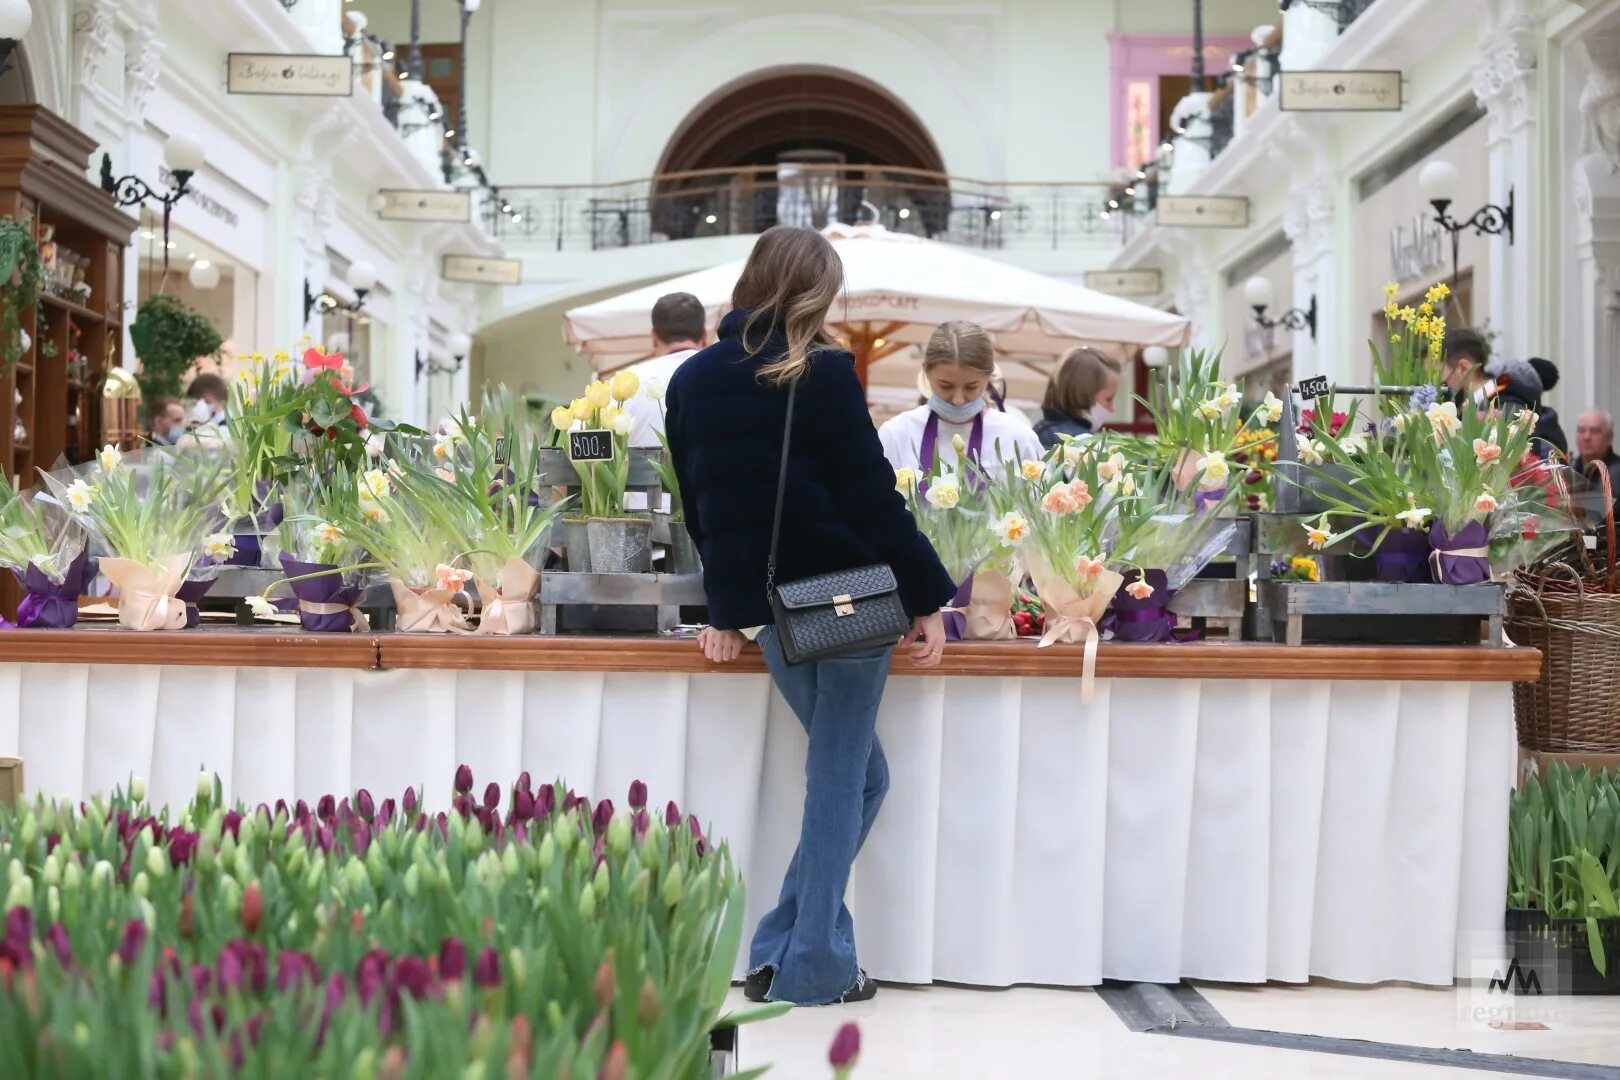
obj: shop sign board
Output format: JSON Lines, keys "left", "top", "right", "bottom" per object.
{"left": 1279, "top": 71, "right": 1403, "bottom": 112}
{"left": 1084, "top": 269, "right": 1162, "bottom": 297}
{"left": 1389, "top": 213, "right": 1448, "bottom": 283}
{"left": 378, "top": 190, "right": 472, "bottom": 223}
{"left": 228, "top": 54, "right": 354, "bottom": 97}
{"left": 442, "top": 255, "right": 523, "bottom": 285}
{"left": 1157, "top": 196, "right": 1249, "bottom": 229}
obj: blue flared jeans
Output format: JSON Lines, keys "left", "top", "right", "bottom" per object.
{"left": 748, "top": 625, "right": 893, "bottom": 1005}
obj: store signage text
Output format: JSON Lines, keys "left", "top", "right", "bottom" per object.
{"left": 1084, "top": 269, "right": 1162, "bottom": 297}
{"left": 1389, "top": 213, "right": 1448, "bottom": 283}
{"left": 1279, "top": 71, "right": 1403, "bottom": 112}
{"left": 442, "top": 255, "right": 522, "bottom": 285}
{"left": 227, "top": 54, "right": 353, "bottom": 97}
{"left": 1157, "top": 196, "right": 1249, "bottom": 229}
{"left": 158, "top": 168, "right": 239, "bottom": 229}
{"left": 377, "top": 190, "right": 472, "bottom": 223}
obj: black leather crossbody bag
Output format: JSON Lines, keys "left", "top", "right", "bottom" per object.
{"left": 765, "top": 379, "right": 909, "bottom": 665}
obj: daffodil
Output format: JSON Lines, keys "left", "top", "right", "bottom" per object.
{"left": 1196, "top": 399, "right": 1222, "bottom": 421}
{"left": 1512, "top": 407, "right": 1537, "bottom": 431}
{"left": 1075, "top": 555, "right": 1106, "bottom": 578}
{"left": 1125, "top": 579, "right": 1155, "bottom": 599}
{"left": 360, "top": 497, "right": 389, "bottom": 524}
{"left": 1426, "top": 401, "right": 1461, "bottom": 437}
{"left": 1473, "top": 438, "right": 1501, "bottom": 467}
{"left": 1384, "top": 302, "right": 1401, "bottom": 321}
{"left": 1097, "top": 453, "right": 1126, "bottom": 483}
{"left": 1393, "top": 412, "right": 1411, "bottom": 433}
{"left": 894, "top": 467, "right": 919, "bottom": 493}
{"left": 1261, "top": 391, "right": 1283, "bottom": 424}
{"left": 1395, "top": 502, "right": 1433, "bottom": 530}
{"left": 64, "top": 479, "right": 94, "bottom": 514}
{"left": 1062, "top": 441, "right": 1088, "bottom": 469}
{"left": 1475, "top": 490, "right": 1498, "bottom": 514}
{"left": 202, "top": 533, "right": 236, "bottom": 561}
{"left": 245, "top": 596, "right": 277, "bottom": 619}
{"left": 992, "top": 511, "right": 1030, "bottom": 546}
{"left": 610, "top": 370, "right": 641, "bottom": 403}
{"left": 313, "top": 521, "right": 345, "bottom": 548}
{"left": 1296, "top": 440, "right": 1325, "bottom": 466}
{"left": 361, "top": 468, "right": 392, "bottom": 501}
{"left": 435, "top": 564, "right": 471, "bottom": 592}
{"left": 1384, "top": 282, "right": 1400, "bottom": 298}
{"left": 432, "top": 434, "right": 456, "bottom": 461}
{"left": 1201, "top": 451, "right": 1230, "bottom": 485}
{"left": 1216, "top": 383, "right": 1241, "bottom": 411}
{"left": 1019, "top": 459, "right": 1043, "bottom": 482}
{"left": 1303, "top": 520, "right": 1331, "bottom": 550}
{"left": 97, "top": 445, "right": 122, "bottom": 472}
{"left": 1426, "top": 281, "right": 1451, "bottom": 303}
{"left": 925, "top": 476, "right": 961, "bottom": 510}
{"left": 1119, "top": 474, "right": 1136, "bottom": 497}
{"left": 1338, "top": 433, "right": 1368, "bottom": 455}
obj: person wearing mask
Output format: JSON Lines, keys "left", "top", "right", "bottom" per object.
{"left": 1527, "top": 358, "right": 1569, "bottom": 457}
{"left": 877, "top": 321, "right": 1041, "bottom": 474}
{"left": 1574, "top": 409, "right": 1620, "bottom": 494}
{"left": 1032, "top": 345, "right": 1123, "bottom": 449}
{"left": 184, "top": 373, "right": 230, "bottom": 429}
{"left": 147, "top": 396, "right": 187, "bottom": 445}
{"left": 665, "top": 225, "right": 953, "bottom": 1006}
{"left": 625, "top": 291, "right": 707, "bottom": 448}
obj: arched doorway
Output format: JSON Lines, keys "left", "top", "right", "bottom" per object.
{"left": 650, "top": 66, "right": 951, "bottom": 241}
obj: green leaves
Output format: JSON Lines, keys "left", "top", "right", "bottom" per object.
{"left": 1509, "top": 763, "right": 1620, "bottom": 970}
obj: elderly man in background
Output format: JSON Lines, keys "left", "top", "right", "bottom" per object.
{"left": 1574, "top": 409, "right": 1620, "bottom": 496}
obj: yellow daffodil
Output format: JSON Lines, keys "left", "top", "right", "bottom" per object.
{"left": 202, "top": 533, "right": 236, "bottom": 560}
{"left": 894, "top": 467, "right": 919, "bottom": 493}
{"left": 925, "top": 476, "right": 961, "bottom": 510}
{"left": 992, "top": 511, "right": 1030, "bottom": 546}
{"left": 1019, "top": 459, "right": 1043, "bottom": 482}
{"left": 1384, "top": 282, "right": 1399, "bottom": 298}
{"left": 64, "top": 479, "right": 94, "bottom": 513}
{"left": 1426, "top": 281, "right": 1451, "bottom": 303}
{"left": 1303, "top": 521, "right": 1331, "bottom": 550}
{"left": 1399, "top": 305, "right": 1417, "bottom": 324}
{"left": 610, "top": 370, "right": 641, "bottom": 403}
{"left": 361, "top": 468, "right": 392, "bottom": 500}
{"left": 1426, "top": 401, "right": 1461, "bottom": 437}
{"left": 1384, "top": 302, "right": 1401, "bottom": 321}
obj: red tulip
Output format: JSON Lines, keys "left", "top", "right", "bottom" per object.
{"left": 241, "top": 882, "right": 264, "bottom": 934}
{"left": 599, "top": 1042, "right": 628, "bottom": 1080}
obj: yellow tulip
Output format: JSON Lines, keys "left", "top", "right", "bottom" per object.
{"left": 585, "top": 381, "right": 613, "bottom": 410}
{"left": 550, "top": 405, "right": 573, "bottom": 431}
{"left": 610, "top": 370, "right": 641, "bottom": 403}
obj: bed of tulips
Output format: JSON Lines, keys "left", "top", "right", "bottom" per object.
{"left": 0, "top": 768, "right": 784, "bottom": 1078}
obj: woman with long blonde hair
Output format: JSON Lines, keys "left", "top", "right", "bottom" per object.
{"left": 665, "top": 225, "right": 954, "bottom": 1006}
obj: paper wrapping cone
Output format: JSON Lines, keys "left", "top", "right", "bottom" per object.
{"left": 100, "top": 554, "right": 191, "bottom": 631}
{"left": 1171, "top": 449, "right": 1206, "bottom": 492}
{"left": 1029, "top": 558, "right": 1123, "bottom": 704}
{"left": 389, "top": 580, "right": 472, "bottom": 634}
{"left": 473, "top": 558, "right": 541, "bottom": 636}
{"left": 965, "top": 568, "right": 1016, "bottom": 641}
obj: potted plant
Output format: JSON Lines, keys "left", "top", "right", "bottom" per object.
{"left": 128, "top": 293, "right": 223, "bottom": 401}
{"left": 0, "top": 485, "right": 90, "bottom": 628}
{"left": 0, "top": 215, "right": 42, "bottom": 374}
{"left": 556, "top": 371, "right": 647, "bottom": 574}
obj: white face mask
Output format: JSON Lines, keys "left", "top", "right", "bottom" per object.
{"left": 188, "top": 399, "right": 212, "bottom": 424}
{"left": 1089, "top": 402, "right": 1114, "bottom": 428}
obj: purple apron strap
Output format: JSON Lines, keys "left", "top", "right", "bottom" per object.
{"left": 919, "top": 410, "right": 987, "bottom": 490}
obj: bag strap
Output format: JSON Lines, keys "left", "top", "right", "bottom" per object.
{"left": 765, "top": 379, "right": 799, "bottom": 602}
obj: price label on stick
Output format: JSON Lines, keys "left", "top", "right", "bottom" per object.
{"left": 1296, "top": 375, "right": 1331, "bottom": 399}
{"left": 568, "top": 429, "right": 615, "bottom": 462}
{"left": 493, "top": 437, "right": 507, "bottom": 466}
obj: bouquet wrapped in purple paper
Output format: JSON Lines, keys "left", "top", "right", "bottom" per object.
{"left": 0, "top": 485, "right": 90, "bottom": 628}
{"left": 262, "top": 477, "right": 371, "bottom": 632}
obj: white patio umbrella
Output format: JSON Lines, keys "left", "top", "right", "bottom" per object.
{"left": 562, "top": 223, "right": 1189, "bottom": 384}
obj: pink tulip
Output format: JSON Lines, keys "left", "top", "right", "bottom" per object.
{"left": 829, "top": 1022, "right": 861, "bottom": 1069}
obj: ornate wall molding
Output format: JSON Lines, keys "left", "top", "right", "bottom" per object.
{"left": 1473, "top": 12, "right": 1539, "bottom": 142}
{"left": 124, "top": 5, "right": 163, "bottom": 127}
{"left": 1579, "top": 24, "right": 1620, "bottom": 173}
{"left": 71, "top": 1, "right": 120, "bottom": 95}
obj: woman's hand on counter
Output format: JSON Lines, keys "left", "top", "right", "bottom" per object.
{"left": 698, "top": 627, "right": 749, "bottom": 664}
{"left": 903, "top": 612, "right": 946, "bottom": 668}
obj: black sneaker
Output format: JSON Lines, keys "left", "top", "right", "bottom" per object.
{"left": 832, "top": 969, "right": 878, "bottom": 1004}
{"left": 743, "top": 967, "right": 773, "bottom": 1003}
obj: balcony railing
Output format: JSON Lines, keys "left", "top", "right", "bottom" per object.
{"left": 484, "top": 165, "right": 1153, "bottom": 252}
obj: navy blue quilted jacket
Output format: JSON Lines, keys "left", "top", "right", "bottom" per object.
{"left": 665, "top": 309, "right": 955, "bottom": 631}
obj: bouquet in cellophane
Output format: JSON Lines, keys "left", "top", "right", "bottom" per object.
{"left": 1136, "top": 347, "right": 1284, "bottom": 499}
{"left": 39, "top": 445, "right": 227, "bottom": 630}
{"left": 268, "top": 472, "right": 372, "bottom": 632}
{"left": 0, "top": 483, "right": 89, "bottom": 628}
{"left": 897, "top": 438, "right": 1008, "bottom": 640}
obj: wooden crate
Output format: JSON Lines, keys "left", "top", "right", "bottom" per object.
{"left": 539, "top": 572, "right": 705, "bottom": 634}
{"left": 1254, "top": 580, "right": 1505, "bottom": 646}
{"left": 0, "top": 756, "right": 21, "bottom": 808}
{"left": 1173, "top": 516, "right": 1256, "bottom": 625}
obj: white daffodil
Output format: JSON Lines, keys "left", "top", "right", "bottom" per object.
{"left": 992, "top": 511, "right": 1031, "bottom": 546}
{"left": 361, "top": 468, "right": 392, "bottom": 501}
{"left": 1296, "top": 440, "right": 1325, "bottom": 466}
{"left": 1393, "top": 412, "right": 1411, "bottom": 433}
{"left": 313, "top": 521, "right": 345, "bottom": 548}
{"left": 1261, "top": 391, "right": 1284, "bottom": 424}
{"left": 1302, "top": 520, "right": 1332, "bottom": 550}
{"left": 1195, "top": 399, "right": 1222, "bottom": 421}
{"left": 1097, "top": 452, "right": 1126, "bottom": 483}
{"left": 1216, "top": 383, "right": 1242, "bottom": 411}
{"left": 925, "top": 477, "right": 961, "bottom": 510}
{"left": 1512, "top": 407, "right": 1537, "bottom": 431}
{"left": 97, "top": 445, "right": 122, "bottom": 472}
{"left": 432, "top": 434, "right": 455, "bottom": 461}
{"left": 1119, "top": 474, "right": 1136, "bottom": 497}
{"left": 364, "top": 432, "right": 386, "bottom": 459}
{"left": 245, "top": 596, "right": 277, "bottom": 619}
{"left": 1426, "top": 401, "right": 1461, "bottom": 437}
{"left": 360, "top": 497, "right": 389, "bottom": 524}
{"left": 1200, "top": 451, "right": 1230, "bottom": 485}
{"left": 202, "top": 533, "right": 236, "bottom": 560}
{"left": 1395, "top": 504, "right": 1433, "bottom": 530}
{"left": 1019, "top": 459, "right": 1044, "bottom": 482}
{"left": 1062, "top": 441, "right": 1089, "bottom": 469}
{"left": 64, "top": 479, "right": 94, "bottom": 514}
{"left": 1338, "top": 433, "right": 1369, "bottom": 455}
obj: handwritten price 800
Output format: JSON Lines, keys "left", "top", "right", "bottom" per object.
{"left": 568, "top": 430, "right": 616, "bottom": 462}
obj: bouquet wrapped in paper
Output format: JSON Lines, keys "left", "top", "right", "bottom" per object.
{"left": 898, "top": 441, "right": 1010, "bottom": 640}
{"left": 267, "top": 474, "right": 372, "bottom": 633}
{"left": 39, "top": 445, "right": 222, "bottom": 630}
{"left": 0, "top": 484, "right": 90, "bottom": 628}
{"left": 1135, "top": 347, "right": 1283, "bottom": 503}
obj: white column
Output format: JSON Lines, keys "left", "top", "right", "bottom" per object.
{"left": 1473, "top": 9, "right": 1540, "bottom": 360}
{"left": 1277, "top": 3, "right": 1338, "bottom": 74}
{"left": 1569, "top": 23, "right": 1620, "bottom": 419}
{"left": 1167, "top": 234, "right": 1216, "bottom": 349}
{"left": 1278, "top": 123, "right": 1339, "bottom": 385}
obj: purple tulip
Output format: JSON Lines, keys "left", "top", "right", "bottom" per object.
{"left": 454, "top": 764, "right": 474, "bottom": 795}
{"left": 828, "top": 1022, "right": 861, "bottom": 1069}
{"left": 513, "top": 787, "right": 535, "bottom": 822}
{"left": 393, "top": 955, "right": 435, "bottom": 999}
{"left": 632, "top": 809, "right": 650, "bottom": 841}
{"left": 356, "top": 789, "right": 375, "bottom": 821}
{"left": 190, "top": 963, "right": 213, "bottom": 995}
{"left": 274, "top": 798, "right": 289, "bottom": 818}
{"left": 512, "top": 821, "right": 529, "bottom": 844}
{"left": 317, "top": 972, "right": 348, "bottom": 1046}
{"left": 5, "top": 905, "right": 32, "bottom": 948}
{"left": 378, "top": 798, "right": 396, "bottom": 827}
{"left": 357, "top": 949, "right": 389, "bottom": 1005}
{"left": 44, "top": 922, "right": 72, "bottom": 967}
{"left": 338, "top": 797, "right": 354, "bottom": 826}
{"left": 317, "top": 825, "right": 335, "bottom": 854}
{"left": 628, "top": 780, "right": 648, "bottom": 810}
{"left": 403, "top": 786, "right": 419, "bottom": 815}
{"left": 168, "top": 829, "right": 200, "bottom": 867}
{"left": 665, "top": 800, "right": 682, "bottom": 827}
{"left": 688, "top": 815, "right": 707, "bottom": 857}
{"left": 117, "top": 919, "right": 147, "bottom": 965}
{"left": 238, "top": 941, "right": 268, "bottom": 993}
{"left": 593, "top": 799, "right": 615, "bottom": 835}
{"left": 256, "top": 803, "right": 272, "bottom": 826}
{"left": 473, "top": 947, "right": 501, "bottom": 988}
{"left": 415, "top": 812, "right": 428, "bottom": 833}
{"left": 223, "top": 810, "right": 244, "bottom": 839}
{"left": 439, "top": 937, "right": 467, "bottom": 980}
{"left": 563, "top": 789, "right": 580, "bottom": 812}
{"left": 277, "top": 951, "right": 318, "bottom": 992}
{"left": 44, "top": 833, "right": 59, "bottom": 855}
{"left": 294, "top": 800, "right": 310, "bottom": 822}
{"left": 218, "top": 944, "right": 245, "bottom": 991}
{"left": 148, "top": 970, "right": 166, "bottom": 1012}
{"left": 482, "top": 782, "right": 501, "bottom": 812}
{"left": 317, "top": 794, "right": 336, "bottom": 822}
{"left": 352, "top": 819, "right": 373, "bottom": 857}
{"left": 452, "top": 795, "right": 472, "bottom": 817}
{"left": 435, "top": 813, "right": 449, "bottom": 841}
{"left": 515, "top": 770, "right": 532, "bottom": 794}
{"left": 536, "top": 784, "right": 556, "bottom": 819}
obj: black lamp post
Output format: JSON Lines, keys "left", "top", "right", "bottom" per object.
{"left": 1418, "top": 160, "right": 1514, "bottom": 307}
{"left": 304, "top": 261, "right": 377, "bottom": 328}
{"left": 100, "top": 134, "right": 205, "bottom": 272}
{"left": 454, "top": 0, "right": 480, "bottom": 169}
{"left": 1245, "top": 277, "right": 1317, "bottom": 340}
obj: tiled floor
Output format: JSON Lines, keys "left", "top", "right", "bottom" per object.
{"left": 729, "top": 982, "right": 1620, "bottom": 1079}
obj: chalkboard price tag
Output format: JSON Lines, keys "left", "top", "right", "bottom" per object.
{"left": 568, "top": 429, "right": 615, "bottom": 462}
{"left": 1296, "top": 375, "right": 1331, "bottom": 399}
{"left": 493, "top": 436, "right": 507, "bottom": 465}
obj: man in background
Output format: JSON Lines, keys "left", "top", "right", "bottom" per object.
{"left": 147, "top": 396, "right": 186, "bottom": 445}
{"left": 184, "top": 372, "right": 230, "bottom": 429}
{"left": 625, "top": 292, "right": 707, "bottom": 448}
{"left": 1574, "top": 409, "right": 1620, "bottom": 495}
{"left": 1441, "top": 328, "right": 1491, "bottom": 399}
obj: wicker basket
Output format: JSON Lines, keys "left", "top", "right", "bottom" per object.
{"left": 1507, "top": 465, "right": 1620, "bottom": 751}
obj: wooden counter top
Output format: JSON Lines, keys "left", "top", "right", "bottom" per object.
{"left": 0, "top": 628, "right": 1543, "bottom": 682}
